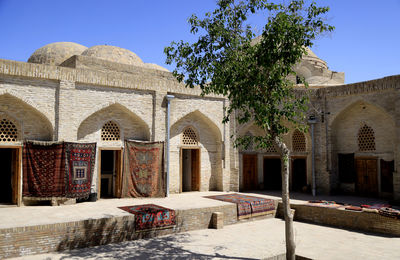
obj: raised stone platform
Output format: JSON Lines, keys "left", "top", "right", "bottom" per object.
{"left": 0, "top": 192, "right": 277, "bottom": 259}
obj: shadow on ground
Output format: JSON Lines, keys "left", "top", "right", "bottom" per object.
{"left": 58, "top": 232, "right": 256, "bottom": 260}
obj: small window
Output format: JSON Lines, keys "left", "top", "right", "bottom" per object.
{"left": 265, "top": 140, "right": 277, "bottom": 153}
{"left": 292, "top": 130, "right": 306, "bottom": 152}
{"left": 0, "top": 118, "right": 19, "bottom": 142}
{"left": 358, "top": 124, "right": 375, "bottom": 151}
{"left": 101, "top": 121, "right": 120, "bottom": 141}
{"left": 182, "top": 127, "right": 198, "bottom": 146}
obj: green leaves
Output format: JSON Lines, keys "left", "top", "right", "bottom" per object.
{"left": 165, "top": 0, "right": 333, "bottom": 150}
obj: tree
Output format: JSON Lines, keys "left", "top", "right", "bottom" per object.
{"left": 165, "top": 1, "right": 333, "bottom": 259}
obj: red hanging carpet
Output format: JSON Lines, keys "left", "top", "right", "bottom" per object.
{"left": 119, "top": 204, "right": 176, "bottom": 230}
{"left": 23, "top": 141, "right": 66, "bottom": 197}
{"left": 64, "top": 142, "right": 96, "bottom": 199}
{"left": 121, "top": 140, "right": 165, "bottom": 198}
{"left": 206, "top": 193, "right": 275, "bottom": 219}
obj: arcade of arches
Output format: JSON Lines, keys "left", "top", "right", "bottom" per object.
{"left": 1, "top": 42, "right": 400, "bottom": 206}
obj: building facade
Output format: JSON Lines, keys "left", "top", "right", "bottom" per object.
{"left": 0, "top": 42, "right": 398, "bottom": 206}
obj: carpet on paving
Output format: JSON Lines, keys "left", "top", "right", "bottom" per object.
{"left": 206, "top": 193, "right": 275, "bottom": 219}
{"left": 119, "top": 204, "right": 176, "bottom": 230}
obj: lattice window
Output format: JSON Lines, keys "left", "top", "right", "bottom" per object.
{"left": 265, "top": 140, "right": 277, "bottom": 153}
{"left": 182, "top": 127, "right": 198, "bottom": 146}
{"left": 101, "top": 121, "right": 120, "bottom": 141}
{"left": 358, "top": 124, "right": 376, "bottom": 151}
{"left": 0, "top": 118, "right": 19, "bottom": 142}
{"left": 292, "top": 130, "right": 306, "bottom": 152}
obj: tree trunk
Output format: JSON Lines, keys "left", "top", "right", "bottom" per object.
{"left": 275, "top": 136, "right": 295, "bottom": 260}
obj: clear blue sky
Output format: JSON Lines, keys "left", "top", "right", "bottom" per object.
{"left": 0, "top": 0, "right": 399, "bottom": 84}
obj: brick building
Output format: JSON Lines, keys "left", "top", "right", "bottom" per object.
{"left": 0, "top": 42, "right": 398, "bottom": 206}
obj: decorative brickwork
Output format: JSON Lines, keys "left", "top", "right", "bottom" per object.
{"left": 182, "top": 127, "right": 198, "bottom": 146}
{"left": 101, "top": 121, "right": 120, "bottom": 141}
{"left": 292, "top": 130, "right": 306, "bottom": 152}
{"left": 358, "top": 124, "right": 376, "bottom": 151}
{"left": 0, "top": 118, "right": 19, "bottom": 142}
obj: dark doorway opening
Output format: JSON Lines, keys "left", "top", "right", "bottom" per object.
{"left": 0, "top": 149, "right": 13, "bottom": 203}
{"left": 292, "top": 158, "right": 307, "bottom": 191}
{"left": 182, "top": 149, "right": 200, "bottom": 192}
{"left": 100, "top": 150, "right": 122, "bottom": 198}
{"left": 263, "top": 158, "right": 281, "bottom": 190}
{"left": 381, "top": 159, "right": 394, "bottom": 193}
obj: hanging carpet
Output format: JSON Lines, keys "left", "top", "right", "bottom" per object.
{"left": 23, "top": 141, "right": 66, "bottom": 197}
{"left": 121, "top": 140, "right": 165, "bottom": 198}
{"left": 119, "top": 204, "right": 176, "bottom": 230}
{"left": 206, "top": 193, "right": 275, "bottom": 219}
{"left": 64, "top": 142, "right": 96, "bottom": 199}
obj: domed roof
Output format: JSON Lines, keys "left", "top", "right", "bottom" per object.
{"left": 28, "top": 42, "right": 87, "bottom": 66}
{"left": 81, "top": 45, "right": 144, "bottom": 66}
{"left": 143, "top": 63, "right": 169, "bottom": 72}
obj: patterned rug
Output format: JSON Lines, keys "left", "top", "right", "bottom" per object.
{"left": 23, "top": 141, "right": 66, "bottom": 197}
{"left": 307, "top": 200, "right": 345, "bottom": 209}
{"left": 121, "top": 140, "right": 165, "bottom": 198}
{"left": 119, "top": 204, "right": 176, "bottom": 230}
{"left": 206, "top": 193, "right": 275, "bottom": 219}
{"left": 64, "top": 142, "right": 96, "bottom": 199}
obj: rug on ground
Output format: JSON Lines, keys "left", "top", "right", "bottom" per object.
{"left": 206, "top": 193, "right": 275, "bottom": 219}
{"left": 119, "top": 204, "right": 176, "bottom": 230}
{"left": 121, "top": 140, "right": 165, "bottom": 198}
{"left": 64, "top": 142, "right": 96, "bottom": 199}
{"left": 23, "top": 141, "right": 66, "bottom": 197}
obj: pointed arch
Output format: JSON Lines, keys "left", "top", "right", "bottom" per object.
{"left": 171, "top": 110, "right": 222, "bottom": 143}
{"left": 0, "top": 93, "right": 53, "bottom": 141}
{"left": 0, "top": 90, "right": 53, "bottom": 126}
{"left": 330, "top": 99, "right": 395, "bottom": 128}
{"left": 77, "top": 103, "right": 150, "bottom": 141}
{"left": 330, "top": 99, "right": 395, "bottom": 155}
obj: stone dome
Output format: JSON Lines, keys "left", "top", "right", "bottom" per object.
{"left": 28, "top": 42, "right": 87, "bottom": 66}
{"left": 143, "top": 63, "right": 169, "bottom": 72}
{"left": 81, "top": 45, "right": 144, "bottom": 66}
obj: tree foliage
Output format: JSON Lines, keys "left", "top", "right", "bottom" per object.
{"left": 165, "top": 1, "right": 333, "bottom": 259}
{"left": 165, "top": 0, "right": 333, "bottom": 146}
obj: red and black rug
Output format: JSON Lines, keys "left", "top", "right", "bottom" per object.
{"left": 206, "top": 193, "right": 275, "bottom": 219}
{"left": 119, "top": 204, "right": 176, "bottom": 230}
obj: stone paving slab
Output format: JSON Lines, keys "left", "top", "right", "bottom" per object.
{"left": 8, "top": 218, "right": 400, "bottom": 260}
{"left": 0, "top": 191, "right": 395, "bottom": 229}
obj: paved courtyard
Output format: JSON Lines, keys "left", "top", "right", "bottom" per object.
{"left": 9, "top": 217, "right": 400, "bottom": 260}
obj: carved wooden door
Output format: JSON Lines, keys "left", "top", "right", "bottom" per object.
{"left": 243, "top": 154, "right": 258, "bottom": 190}
{"left": 356, "top": 159, "right": 378, "bottom": 195}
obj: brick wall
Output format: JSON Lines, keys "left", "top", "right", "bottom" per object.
{"left": 0, "top": 204, "right": 237, "bottom": 259}
{"left": 277, "top": 203, "right": 400, "bottom": 236}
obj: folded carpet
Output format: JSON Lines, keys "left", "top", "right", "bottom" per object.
{"left": 119, "top": 204, "right": 176, "bottom": 230}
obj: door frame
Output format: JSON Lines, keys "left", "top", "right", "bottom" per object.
{"left": 97, "top": 147, "right": 123, "bottom": 199}
{"left": 179, "top": 147, "right": 201, "bottom": 193}
{"left": 0, "top": 145, "right": 22, "bottom": 206}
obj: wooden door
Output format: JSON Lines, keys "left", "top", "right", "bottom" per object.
{"left": 338, "top": 153, "right": 355, "bottom": 183}
{"left": 380, "top": 159, "right": 394, "bottom": 193}
{"left": 114, "top": 150, "right": 123, "bottom": 198}
{"left": 191, "top": 149, "right": 200, "bottom": 191}
{"left": 356, "top": 159, "right": 378, "bottom": 195}
{"left": 243, "top": 154, "right": 258, "bottom": 190}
